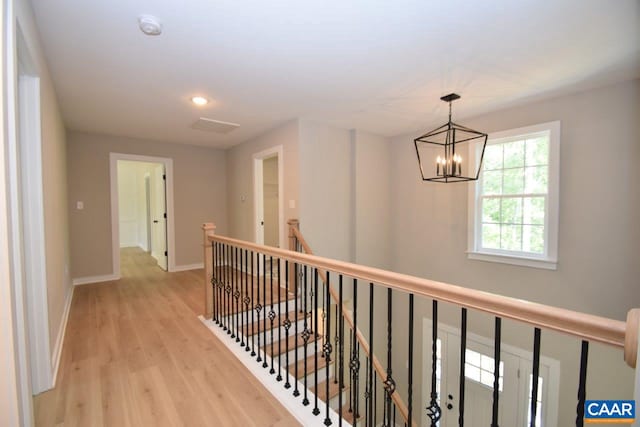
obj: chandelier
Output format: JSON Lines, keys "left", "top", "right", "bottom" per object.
{"left": 414, "top": 94, "right": 487, "bottom": 183}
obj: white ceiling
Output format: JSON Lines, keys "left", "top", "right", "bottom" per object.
{"left": 31, "top": 0, "right": 639, "bottom": 149}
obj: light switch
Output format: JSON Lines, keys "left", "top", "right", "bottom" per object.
{"left": 289, "top": 199, "right": 296, "bottom": 209}
{"left": 76, "top": 201, "right": 84, "bottom": 210}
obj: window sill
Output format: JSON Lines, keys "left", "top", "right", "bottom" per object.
{"left": 467, "top": 251, "right": 557, "bottom": 270}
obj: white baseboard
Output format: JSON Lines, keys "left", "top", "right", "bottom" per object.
{"left": 72, "top": 274, "right": 120, "bottom": 286}
{"left": 50, "top": 286, "right": 74, "bottom": 387}
{"left": 199, "top": 316, "right": 348, "bottom": 427}
{"left": 172, "top": 263, "right": 204, "bottom": 272}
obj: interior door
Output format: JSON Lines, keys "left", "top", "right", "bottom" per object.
{"left": 150, "top": 164, "right": 167, "bottom": 270}
{"left": 440, "top": 332, "right": 520, "bottom": 427}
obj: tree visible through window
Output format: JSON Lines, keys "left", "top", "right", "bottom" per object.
{"left": 469, "top": 121, "right": 560, "bottom": 269}
{"left": 480, "top": 136, "right": 548, "bottom": 253}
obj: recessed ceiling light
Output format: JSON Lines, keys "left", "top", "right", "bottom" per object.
{"left": 191, "top": 96, "right": 209, "bottom": 106}
{"left": 138, "top": 15, "right": 162, "bottom": 36}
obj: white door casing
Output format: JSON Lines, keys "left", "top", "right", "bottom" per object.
{"left": 109, "top": 153, "right": 175, "bottom": 275}
{"left": 253, "top": 145, "right": 285, "bottom": 249}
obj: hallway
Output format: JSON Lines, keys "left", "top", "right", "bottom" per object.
{"left": 33, "top": 248, "right": 299, "bottom": 427}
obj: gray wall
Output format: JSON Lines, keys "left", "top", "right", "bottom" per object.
{"left": 389, "top": 80, "right": 639, "bottom": 425}
{"left": 226, "top": 119, "right": 299, "bottom": 243}
{"left": 67, "top": 131, "right": 228, "bottom": 278}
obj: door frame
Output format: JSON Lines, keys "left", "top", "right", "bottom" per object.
{"left": 253, "top": 145, "right": 285, "bottom": 248}
{"left": 109, "top": 153, "right": 175, "bottom": 275}
{"left": 421, "top": 318, "right": 560, "bottom": 427}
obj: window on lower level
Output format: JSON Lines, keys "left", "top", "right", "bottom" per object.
{"left": 468, "top": 121, "right": 560, "bottom": 270}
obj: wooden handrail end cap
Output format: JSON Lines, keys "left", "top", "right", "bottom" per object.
{"left": 624, "top": 308, "right": 640, "bottom": 368}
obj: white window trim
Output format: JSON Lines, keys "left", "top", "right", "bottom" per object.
{"left": 467, "top": 121, "right": 560, "bottom": 270}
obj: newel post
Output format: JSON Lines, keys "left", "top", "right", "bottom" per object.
{"left": 202, "top": 222, "right": 216, "bottom": 318}
{"left": 287, "top": 219, "right": 299, "bottom": 291}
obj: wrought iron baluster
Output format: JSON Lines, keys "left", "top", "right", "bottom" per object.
{"left": 240, "top": 249, "right": 245, "bottom": 347}
{"left": 491, "top": 317, "right": 502, "bottom": 427}
{"left": 212, "top": 242, "right": 217, "bottom": 324}
{"left": 426, "top": 300, "right": 441, "bottom": 426}
{"left": 368, "top": 282, "right": 374, "bottom": 426}
{"left": 530, "top": 328, "right": 541, "bottom": 427}
{"left": 276, "top": 258, "right": 283, "bottom": 381}
{"left": 233, "top": 248, "right": 244, "bottom": 347}
{"left": 338, "top": 274, "right": 344, "bottom": 427}
{"left": 269, "top": 256, "right": 276, "bottom": 374}
{"left": 225, "top": 244, "right": 230, "bottom": 333}
{"left": 334, "top": 307, "right": 339, "bottom": 385}
{"left": 323, "top": 272, "right": 332, "bottom": 425}
{"left": 374, "top": 374, "right": 377, "bottom": 427}
{"left": 251, "top": 251, "right": 256, "bottom": 357}
{"left": 408, "top": 293, "right": 414, "bottom": 427}
{"left": 459, "top": 308, "right": 467, "bottom": 427}
{"left": 349, "top": 329, "right": 353, "bottom": 415}
{"left": 284, "top": 260, "right": 291, "bottom": 389}
{"left": 576, "top": 340, "right": 589, "bottom": 427}
{"left": 255, "top": 252, "right": 263, "bottom": 364}
{"left": 293, "top": 259, "right": 300, "bottom": 397}
{"left": 351, "top": 279, "right": 360, "bottom": 421}
{"left": 231, "top": 247, "right": 236, "bottom": 339}
{"left": 244, "top": 249, "right": 250, "bottom": 351}
{"left": 302, "top": 265, "right": 310, "bottom": 406}
{"left": 384, "top": 288, "right": 395, "bottom": 427}
{"left": 262, "top": 254, "right": 268, "bottom": 369}
{"left": 313, "top": 268, "right": 320, "bottom": 415}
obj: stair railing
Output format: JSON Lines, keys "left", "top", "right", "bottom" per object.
{"left": 202, "top": 221, "right": 640, "bottom": 427}
{"left": 288, "top": 219, "right": 415, "bottom": 426}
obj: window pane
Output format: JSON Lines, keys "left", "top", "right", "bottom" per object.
{"left": 501, "top": 224, "right": 522, "bottom": 251}
{"left": 482, "top": 224, "right": 501, "bottom": 249}
{"left": 523, "top": 225, "right": 544, "bottom": 254}
{"left": 523, "top": 197, "right": 545, "bottom": 225}
{"left": 525, "top": 166, "right": 548, "bottom": 194}
{"left": 526, "top": 137, "right": 549, "bottom": 166}
{"left": 483, "top": 144, "right": 503, "bottom": 170}
{"left": 482, "top": 198, "right": 501, "bottom": 223}
{"left": 503, "top": 168, "right": 524, "bottom": 194}
{"left": 480, "top": 370, "right": 493, "bottom": 387}
{"left": 503, "top": 140, "right": 525, "bottom": 168}
{"left": 466, "top": 349, "right": 481, "bottom": 367}
{"left": 501, "top": 197, "right": 523, "bottom": 225}
{"left": 483, "top": 170, "right": 502, "bottom": 195}
{"left": 465, "top": 365, "right": 481, "bottom": 382}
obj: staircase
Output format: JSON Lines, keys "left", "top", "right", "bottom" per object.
{"left": 206, "top": 263, "right": 359, "bottom": 425}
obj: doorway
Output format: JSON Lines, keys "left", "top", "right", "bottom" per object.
{"left": 422, "top": 320, "right": 559, "bottom": 427}
{"left": 110, "top": 153, "right": 175, "bottom": 277}
{"left": 253, "top": 145, "right": 284, "bottom": 248}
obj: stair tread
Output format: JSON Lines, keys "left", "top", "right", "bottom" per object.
{"left": 288, "top": 353, "right": 328, "bottom": 379}
{"left": 263, "top": 331, "right": 319, "bottom": 356}
{"left": 246, "top": 310, "right": 306, "bottom": 336}
{"left": 311, "top": 378, "right": 346, "bottom": 401}
{"left": 340, "top": 405, "right": 362, "bottom": 424}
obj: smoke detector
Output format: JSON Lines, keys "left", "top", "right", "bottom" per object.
{"left": 138, "top": 15, "right": 162, "bottom": 36}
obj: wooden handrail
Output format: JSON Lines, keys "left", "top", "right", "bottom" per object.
{"left": 207, "top": 233, "right": 637, "bottom": 360}
{"left": 288, "top": 221, "right": 414, "bottom": 426}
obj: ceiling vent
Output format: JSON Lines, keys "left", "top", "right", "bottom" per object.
{"left": 191, "top": 117, "right": 240, "bottom": 134}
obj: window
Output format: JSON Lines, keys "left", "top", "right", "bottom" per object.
{"left": 527, "top": 375, "right": 544, "bottom": 427}
{"left": 468, "top": 121, "right": 560, "bottom": 269}
{"left": 464, "top": 348, "right": 504, "bottom": 391}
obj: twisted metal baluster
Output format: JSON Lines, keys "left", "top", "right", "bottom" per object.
{"left": 426, "top": 300, "right": 441, "bottom": 426}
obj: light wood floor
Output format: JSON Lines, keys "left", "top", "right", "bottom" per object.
{"left": 34, "top": 247, "right": 300, "bottom": 427}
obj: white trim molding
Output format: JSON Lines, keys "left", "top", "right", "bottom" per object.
{"left": 467, "top": 121, "right": 561, "bottom": 270}
{"left": 72, "top": 274, "right": 120, "bottom": 286}
{"left": 51, "top": 286, "right": 74, "bottom": 386}
{"left": 172, "top": 263, "right": 204, "bottom": 272}
{"left": 252, "top": 145, "right": 285, "bottom": 249}
{"left": 110, "top": 153, "right": 176, "bottom": 277}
